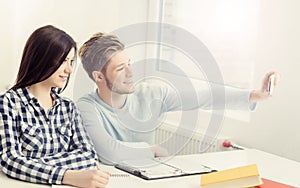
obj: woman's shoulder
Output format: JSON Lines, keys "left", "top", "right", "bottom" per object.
{"left": 0, "top": 89, "right": 24, "bottom": 111}
{"left": 0, "top": 89, "right": 20, "bottom": 102}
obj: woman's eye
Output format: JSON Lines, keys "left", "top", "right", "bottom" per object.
{"left": 64, "top": 59, "right": 74, "bottom": 66}
{"left": 70, "top": 60, "right": 75, "bottom": 66}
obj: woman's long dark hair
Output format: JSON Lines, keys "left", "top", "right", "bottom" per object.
{"left": 12, "top": 25, "right": 77, "bottom": 93}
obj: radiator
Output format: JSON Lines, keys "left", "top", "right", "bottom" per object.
{"left": 155, "top": 123, "right": 226, "bottom": 155}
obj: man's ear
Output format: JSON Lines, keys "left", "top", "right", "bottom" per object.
{"left": 92, "top": 71, "right": 104, "bottom": 82}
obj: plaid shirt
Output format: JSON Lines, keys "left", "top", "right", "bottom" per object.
{"left": 0, "top": 88, "right": 97, "bottom": 184}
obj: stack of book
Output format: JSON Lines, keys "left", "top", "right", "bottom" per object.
{"left": 200, "top": 164, "right": 296, "bottom": 188}
{"left": 201, "top": 164, "right": 262, "bottom": 188}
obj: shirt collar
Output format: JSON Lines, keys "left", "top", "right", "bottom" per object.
{"left": 15, "top": 87, "right": 37, "bottom": 106}
{"left": 15, "top": 87, "right": 62, "bottom": 107}
{"left": 51, "top": 88, "right": 62, "bottom": 107}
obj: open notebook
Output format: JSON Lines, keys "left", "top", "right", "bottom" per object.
{"left": 115, "top": 156, "right": 216, "bottom": 180}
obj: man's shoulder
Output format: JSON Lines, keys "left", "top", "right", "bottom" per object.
{"left": 135, "top": 81, "right": 166, "bottom": 91}
{"left": 76, "top": 91, "right": 95, "bottom": 103}
{"left": 75, "top": 91, "right": 97, "bottom": 109}
{"left": 134, "top": 81, "right": 170, "bottom": 96}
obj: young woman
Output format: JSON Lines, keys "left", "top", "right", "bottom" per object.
{"left": 0, "top": 25, "right": 109, "bottom": 188}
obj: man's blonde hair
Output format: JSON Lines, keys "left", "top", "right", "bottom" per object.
{"left": 79, "top": 32, "right": 124, "bottom": 81}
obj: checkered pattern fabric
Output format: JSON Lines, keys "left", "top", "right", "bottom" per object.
{"left": 0, "top": 88, "right": 97, "bottom": 184}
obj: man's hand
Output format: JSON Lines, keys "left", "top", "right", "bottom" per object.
{"left": 151, "top": 144, "right": 169, "bottom": 157}
{"left": 250, "top": 71, "right": 281, "bottom": 103}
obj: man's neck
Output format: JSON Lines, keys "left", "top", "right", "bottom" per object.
{"left": 97, "top": 88, "right": 127, "bottom": 109}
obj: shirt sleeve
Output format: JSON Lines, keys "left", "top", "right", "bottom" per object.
{"left": 0, "top": 97, "right": 96, "bottom": 185}
{"left": 162, "top": 82, "right": 256, "bottom": 111}
{"left": 77, "top": 99, "right": 155, "bottom": 165}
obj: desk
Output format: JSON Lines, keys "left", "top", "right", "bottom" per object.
{"left": 1, "top": 149, "right": 300, "bottom": 188}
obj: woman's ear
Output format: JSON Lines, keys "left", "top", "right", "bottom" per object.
{"left": 92, "top": 71, "right": 104, "bottom": 82}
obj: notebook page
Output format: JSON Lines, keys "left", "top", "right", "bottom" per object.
{"left": 156, "top": 156, "right": 214, "bottom": 174}
{"left": 117, "top": 158, "right": 183, "bottom": 179}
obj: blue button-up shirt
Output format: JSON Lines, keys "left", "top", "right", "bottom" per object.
{"left": 0, "top": 88, "right": 97, "bottom": 184}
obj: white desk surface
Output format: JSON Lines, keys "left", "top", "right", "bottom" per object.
{"left": 1, "top": 149, "right": 300, "bottom": 188}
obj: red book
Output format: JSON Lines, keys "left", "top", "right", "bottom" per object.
{"left": 256, "top": 178, "right": 296, "bottom": 188}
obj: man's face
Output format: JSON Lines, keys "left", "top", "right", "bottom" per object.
{"left": 104, "top": 50, "right": 135, "bottom": 94}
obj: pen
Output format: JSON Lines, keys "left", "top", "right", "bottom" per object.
{"left": 95, "top": 158, "right": 100, "bottom": 170}
{"left": 133, "top": 170, "right": 142, "bottom": 176}
{"left": 95, "top": 158, "right": 114, "bottom": 177}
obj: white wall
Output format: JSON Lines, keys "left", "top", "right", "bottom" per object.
{"left": 0, "top": 0, "right": 151, "bottom": 97}
{"left": 157, "top": 0, "right": 300, "bottom": 162}
{"left": 219, "top": 0, "right": 300, "bottom": 162}
{"left": 0, "top": 2, "right": 14, "bottom": 93}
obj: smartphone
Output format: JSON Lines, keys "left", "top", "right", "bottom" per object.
{"left": 267, "top": 74, "right": 275, "bottom": 95}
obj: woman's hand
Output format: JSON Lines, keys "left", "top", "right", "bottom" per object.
{"left": 62, "top": 169, "right": 110, "bottom": 188}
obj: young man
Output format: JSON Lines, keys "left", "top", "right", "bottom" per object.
{"left": 76, "top": 32, "right": 278, "bottom": 165}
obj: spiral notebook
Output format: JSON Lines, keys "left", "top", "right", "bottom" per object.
{"left": 52, "top": 173, "right": 131, "bottom": 188}
{"left": 115, "top": 157, "right": 216, "bottom": 180}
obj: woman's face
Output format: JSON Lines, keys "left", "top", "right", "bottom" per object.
{"left": 45, "top": 48, "right": 75, "bottom": 89}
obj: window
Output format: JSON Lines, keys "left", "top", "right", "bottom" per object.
{"left": 152, "top": 0, "right": 261, "bottom": 122}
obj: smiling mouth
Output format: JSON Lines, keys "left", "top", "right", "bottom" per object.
{"left": 124, "top": 81, "right": 133, "bottom": 85}
{"left": 60, "top": 76, "right": 69, "bottom": 80}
